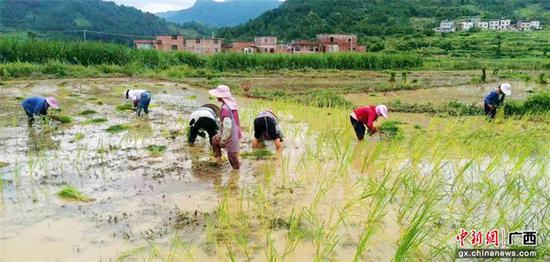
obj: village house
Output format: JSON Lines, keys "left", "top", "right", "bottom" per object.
{"left": 255, "top": 36, "right": 278, "bottom": 53}
{"left": 477, "top": 21, "right": 489, "bottom": 30}
{"left": 184, "top": 38, "right": 223, "bottom": 54}
{"left": 517, "top": 20, "right": 542, "bottom": 31}
{"left": 317, "top": 34, "right": 365, "bottom": 52}
{"left": 291, "top": 40, "right": 320, "bottom": 54}
{"left": 224, "top": 41, "right": 257, "bottom": 53}
{"left": 134, "top": 35, "right": 185, "bottom": 51}
{"left": 435, "top": 20, "right": 455, "bottom": 33}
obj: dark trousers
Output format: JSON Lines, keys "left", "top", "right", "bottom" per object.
{"left": 188, "top": 117, "right": 218, "bottom": 145}
{"left": 484, "top": 103, "right": 496, "bottom": 119}
{"left": 137, "top": 92, "right": 151, "bottom": 116}
{"left": 253, "top": 116, "right": 280, "bottom": 141}
{"left": 350, "top": 116, "right": 366, "bottom": 140}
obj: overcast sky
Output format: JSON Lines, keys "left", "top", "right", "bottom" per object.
{"left": 109, "top": 0, "right": 217, "bottom": 13}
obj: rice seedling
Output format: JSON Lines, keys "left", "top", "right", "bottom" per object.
{"left": 106, "top": 124, "right": 129, "bottom": 134}
{"left": 144, "top": 145, "right": 167, "bottom": 157}
{"left": 240, "top": 149, "right": 274, "bottom": 160}
{"left": 82, "top": 118, "right": 107, "bottom": 125}
{"left": 57, "top": 185, "right": 91, "bottom": 202}
{"left": 116, "top": 103, "right": 134, "bottom": 111}
{"left": 79, "top": 109, "right": 97, "bottom": 116}
{"left": 378, "top": 120, "right": 404, "bottom": 140}
{"left": 48, "top": 114, "right": 72, "bottom": 123}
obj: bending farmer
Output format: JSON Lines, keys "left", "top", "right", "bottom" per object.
{"left": 209, "top": 85, "right": 242, "bottom": 170}
{"left": 484, "top": 83, "right": 511, "bottom": 119}
{"left": 125, "top": 89, "right": 151, "bottom": 116}
{"left": 21, "top": 96, "right": 60, "bottom": 125}
{"left": 252, "top": 110, "right": 283, "bottom": 150}
{"left": 350, "top": 105, "right": 388, "bottom": 140}
{"left": 188, "top": 104, "right": 220, "bottom": 145}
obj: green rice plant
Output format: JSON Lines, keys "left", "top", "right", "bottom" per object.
{"left": 106, "top": 124, "right": 129, "bottom": 134}
{"left": 241, "top": 149, "right": 274, "bottom": 160}
{"left": 73, "top": 132, "right": 85, "bottom": 142}
{"left": 57, "top": 185, "right": 91, "bottom": 202}
{"left": 48, "top": 114, "right": 72, "bottom": 123}
{"left": 116, "top": 103, "right": 134, "bottom": 111}
{"left": 79, "top": 109, "right": 97, "bottom": 116}
{"left": 82, "top": 118, "right": 107, "bottom": 125}
{"left": 144, "top": 145, "right": 167, "bottom": 157}
{"left": 378, "top": 121, "right": 404, "bottom": 140}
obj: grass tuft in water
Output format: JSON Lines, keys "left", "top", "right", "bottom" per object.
{"left": 144, "top": 144, "right": 167, "bottom": 157}
{"left": 241, "top": 149, "right": 275, "bottom": 160}
{"left": 106, "top": 124, "right": 128, "bottom": 133}
{"left": 82, "top": 118, "right": 107, "bottom": 125}
{"left": 79, "top": 109, "right": 97, "bottom": 116}
{"left": 57, "top": 186, "right": 90, "bottom": 202}
{"left": 379, "top": 120, "right": 404, "bottom": 140}
{"left": 49, "top": 114, "right": 72, "bottom": 123}
{"left": 116, "top": 103, "right": 134, "bottom": 111}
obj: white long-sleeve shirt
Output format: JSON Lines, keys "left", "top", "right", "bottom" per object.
{"left": 127, "top": 90, "right": 147, "bottom": 102}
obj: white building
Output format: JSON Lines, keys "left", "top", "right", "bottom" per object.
{"left": 436, "top": 20, "right": 456, "bottom": 33}
{"left": 489, "top": 20, "right": 500, "bottom": 30}
{"left": 461, "top": 21, "right": 474, "bottom": 31}
{"left": 499, "top": 19, "right": 511, "bottom": 30}
{"left": 530, "top": 21, "right": 542, "bottom": 30}
{"left": 477, "top": 21, "right": 488, "bottom": 29}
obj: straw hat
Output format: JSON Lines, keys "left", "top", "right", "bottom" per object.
{"left": 376, "top": 105, "right": 388, "bottom": 119}
{"left": 202, "top": 103, "right": 220, "bottom": 117}
{"left": 46, "top": 96, "right": 59, "bottom": 109}
{"left": 208, "top": 85, "right": 233, "bottom": 98}
{"left": 500, "top": 83, "right": 512, "bottom": 96}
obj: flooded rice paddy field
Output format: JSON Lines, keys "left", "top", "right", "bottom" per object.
{"left": 0, "top": 77, "right": 548, "bottom": 261}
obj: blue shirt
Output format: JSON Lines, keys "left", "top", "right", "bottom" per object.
{"left": 484, "top": 91, "right": 505, "bottom": 106}
{"left": 22, "top": 97, "right": 49, "bottom": 116}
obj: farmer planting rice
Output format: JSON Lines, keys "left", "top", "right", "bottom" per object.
{"left": 188, "top": 104, "right": 220, "bottom": 145}
{"left": 350, "top": 104, "right": 388, "bottom": 140}
{"left": 21, "top": 96, "right": 59, "bottom": 125}
{"left": 125, "top": 89, "right": 151, "bottom": 116}
{"left": 484, "top": 83, "right": 511, "bottom": 119}
{"left": 252, "top": 109, "right": 283, "bottom": 150}
{"left": 209, "top": 85, "right": 242, "bottom": 170}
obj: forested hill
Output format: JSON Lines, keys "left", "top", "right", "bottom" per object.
{"left": 0, "top": 0, "right": 182, "bottom": 44}
{"left": 158, "top": 0, "right": 282, "bottom": 28}
{"left": 219, "top": 0, "right": 550, "bottom": 41}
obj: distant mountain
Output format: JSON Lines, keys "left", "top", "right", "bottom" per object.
{"left": 158, "top": 0, "right": 282, "bottom": 28}
{"left": 0, "top": 0, "right": 187, "bottom": 44}
{"left": 220, "top": 0, "right": 550, "bottom": 41}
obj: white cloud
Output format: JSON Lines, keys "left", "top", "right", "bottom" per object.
{"left": 108, "top": 0, "right": 197, "bottom": 13}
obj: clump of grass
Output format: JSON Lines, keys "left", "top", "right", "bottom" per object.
{"left": 73, "top": 132, "right": 85, "bottom": 142}
{"left": 57, "top": 186, "right": 91, "bottom": 202}
{"left": 82, "top": 118, "right": 107, "bottom": 125}
{"left": 188, "top": 95, "right": 198, "bottom": 100}
{"left": 116, "top": 103, "right": 134, "bottom": 111}
{"left": 106, "top": 124, "right": 128, "bottom": 133}
{"left": 79, "top": 109, "right": 97, "bottom": 116}
{"left": 241, "top": 149, "right": 275, "bottom": 160}
{"left": 0, "top": 161, "right": 8, "bottom": 168}
{"left": 96, "top": 100, "right": 104, "bottom": 105}
{"left": 49, "top": 114, "right": 72, "bottom": 123}
{"left": 379, "top": 121, "right": 404, "bottom": 140}
{"left": 144, "top": 145, "right": 167, "bottom": 157}
{"left": 14, "top": 96, "right": 24, "bottom": 101}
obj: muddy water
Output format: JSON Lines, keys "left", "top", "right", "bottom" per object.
{"left": 0, "top": 78, "right": 293, "bottom": 260}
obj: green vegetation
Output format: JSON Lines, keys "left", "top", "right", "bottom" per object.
{"left": 57, "top": 185, "right": 90, "bottom": 202}
{"left": 0, "top": 38, "right": 422, "bottom": 71}
{"left": 106, "top": 124, "right": 128, "bottom": 134}
{"left": 505, "top": 91, "right": 550, "bottom": 116}
{"left": 0, "top": 0, "right": 180, "bottom": 45}
{"left": 0, "top": 161, "right": 8, "bottom": 168}
{"left": 116, "top": 103, "right": 135, "bottom": 111}
{"left": 82, "top": 118, "right": 107, "bottom": 125}
{"left": 79, "top": 109, "right": 97, "bottom": 116}
{"left": 220, "top": 0, "right": 549, "bottom": 40}
{"left": 144, "top": 145, "right": 167, "bottom": 157}
{"left": 378, "top": 121, "right": 404, "bottom": 140}
{"left": 241, "top": 149, "right": 275, "bottom": 160}
{"left": 73, "top": 132, "right": 85, "bottom": 142}
{"left": 48, "top": 114, "right": 73, "bottom": 123}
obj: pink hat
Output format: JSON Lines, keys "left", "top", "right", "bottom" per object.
{"left": 209, "top": 85, "right": 233, "bottom": 98}
{"left": 46, "top": 96, "right": 59, "bottom": 109}
{"left": 376, "top": 105, "right": 388, "bottom": 119}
